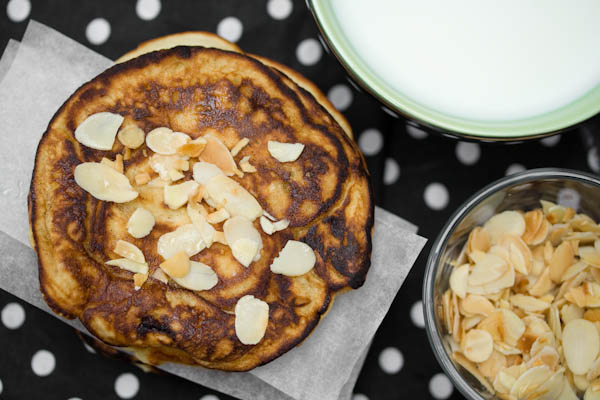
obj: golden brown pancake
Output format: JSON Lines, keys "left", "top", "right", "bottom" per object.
{"left": 117, "top": 31, "right": 354, "bottom": 139}
{"left": 29, "top": 46, "right": 373, "bottom": 371}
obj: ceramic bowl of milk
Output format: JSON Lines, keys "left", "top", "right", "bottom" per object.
{"left": 309, "top": 0, "right": 600, "bottom": 140}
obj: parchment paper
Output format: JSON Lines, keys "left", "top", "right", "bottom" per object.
{"left": 0, "top": 20, "right": 427, "bottom": 400}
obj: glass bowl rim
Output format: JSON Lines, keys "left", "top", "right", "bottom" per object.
{"left": 422, "top": 167, "right": 600, "bottom": 400}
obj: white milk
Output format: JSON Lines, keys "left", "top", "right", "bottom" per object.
{"left": 331, "top": 0, "right": 600, "bottom": 121}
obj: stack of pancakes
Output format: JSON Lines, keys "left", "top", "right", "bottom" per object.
{"left": 28, "top": 32, "right": 374, "bottom": 371}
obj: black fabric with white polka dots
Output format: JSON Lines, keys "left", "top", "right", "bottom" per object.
{"left": 1, "top": 1, "right": 599, "bottom": 399}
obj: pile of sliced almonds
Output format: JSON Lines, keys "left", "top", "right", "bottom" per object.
{"left": 72, "top": 111, "right": 316, "bottom": 346}
{"left": 442, "top": 201, "right": 600, "bottom": 399}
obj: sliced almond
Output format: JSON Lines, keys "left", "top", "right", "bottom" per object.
{"left": 563, "top": 318, "right": 600, "bottom": 375}
{"left": 105, "top": 258, "right": 148, "bottom": 274}
{"left": 523, "top": 209, "right": 544, "bottom": 245}
{"left": 205, "top": 175, "right": 262, "bottom": 221}
{"left": 526, "top": 368, "right": 564, "bottom": 400}
{"left": 117, "top": 125, "right": 145, "bottom": 149}
{"left": 571, "top": 214, "right": 600, "bottom": 233}
{"left": 127, "top": 208, "right": 155, "bottom": 239}
{"left": 529, "top": 268, "right": 553, "bottom": 297}
{"left": 562, "top": 261, "right": 589, "bottom": 283}
{"left": 483, "top": 211, "right": 526, "bottom": 245}
{"left": 510, "top": 294, "right": 551, "bottom": 313}
{"left": 74, "top": 162, "right": 138, "bottom": 203}
{"left": 186, "top": 201, "right": 216, "bottom": 247}
{"left": 114, "top": 240, "right": 145, "bottom": 263}
{"left": 478, "top": 350, "right": 507, "bottom": 381}
{"left": 192, "top": 161, "right": 225, "bottom": 185}
{"left": 223, "top": 216, "right": 263, "bottom": 266}
{"left": 267, "top": 140, "right": 305, "bottom": 162}
{"left": 214, "top": 231, "right": 227, "bottom": 245}
{"left": 450, "top": 264, "right": 470, "bottom": 299}
{"left": 230, "top": 137, "right": 249, "bottom": 157}
{"left": 509, "top": 365, "right": 552, "bottom": 399}
{"left": 452, "top": 351, "right": 494, "bottom": 394}
{"left": 585, "top": 309, "right": 600, "bottom": 323}
{"left": 168, "top": 169, "right": 185, "bottom": 181}
{"left": 172, "top": 261, "right": 218, "bottom": 291}
{"left": 460, "top": 294, "right": 495, "bottom": 317}
{"left": 100, "top": 154, "right": 124, "bottom": 174}
{"left": 134, "top": 172, "right": 151, "bottom": 185}
{"left": 467, "top": 265, "right": 515, "bottom": 295}
{"left": 235, "top": 295, "right": 269, "bottom": 345}
{"left": 581, "top": 246, "right": 600, "bottom": 267}
{"left": 74, "top": 112, "right": 123, "bottom": 150}
{"left": 133, "top": 273, "right": 148, "bottom": 290}
{"left": 468, "top": 253, "right": 508, "bottom": 286}
{"left": 549, "top": 241, "right": 575, "bottom": 283}
{"left": 500, "top": 234, "right": 532, "bottom": 275}
{"left": 200, "top": 134, "right": 238, "bottom": 176}
{"left": 548, "top": 304, "right": 562, "bottom": 340}
{"left": 151, "top": 268, "right": 169, "bottom": 284}
{"left": 239, "top": 156, "right": 257, "bottom": 173}
{"left": 476, "top": 311, "right": 503, "bottom": 342}
{"left": 493, "top": 368, "right": 517, "bottom": 394}
{"left": 207, "top": 208, "right": 230, "bottom": 224}
{"left": 146, "top": 127, "right": 191, "bottom": 155}
{"left": 501, "top": 309, "right": 526, "bottom": 347}
{"left": 164, "top": 181, "right": 199, "bottom": 210}
{"left": 160, "top": 251, "right": 190, "bottom": 279}
{"left": 157, "top": 224, "right": 205, "bottom": 260}
{"left": 177, "top": 138, "right": 207, "bottom": 158}
{"left": 467, "top": 226, "right": 490, "bottom": 254}
{"left": 149, "top": 154, "right": 190, "bottom": 181}
{"left": 259, "top": 216, "right": 289, "bottom": 235}
{"left": 587, "top": 358, "right": 600, "bottom": 382}
{"left": 270, "top": 240, "right": 316, "bottom": 277}
{"left": 461, "top": 329, "right": 493, "bottom": 363}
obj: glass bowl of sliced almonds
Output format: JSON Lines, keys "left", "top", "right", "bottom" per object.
{"left": 424, "top": 168, "right": 600, "bottom": 400}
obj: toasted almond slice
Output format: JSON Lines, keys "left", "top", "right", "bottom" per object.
{"left": 172, "top": 261, "right": 218, "bottom": 291}
{"left": 575, "top": 374, "right": 590, "bottom": 392}
{"left": 124, "top": 147, "right": 131, "bottom": 162}
{"left": 467, "top": 265, "right": 515, "bottom": 295}
{"left": 462, "top": 329, "right": 493, "bottom": 363}
{"left": 149, "top": 154, "right": 189, "bottom": 180}
{"left": 160, "top": 251, "right": 190, "bottom": 279}
{"left": 442, "top": 290, "right": 453, "bottom": 333}
{"left": 157, "top": 224, "right": 205, "bottom": 260}
{"left": 452, "top": 351, "right": 494, "bottom": 394}
{"left": 494, "top": 342, "right": 522, "bottom": 355}
{"left": 523, "top": 209, "right": 544, "bottom": 245}
{"left": 460, "top": 294, "right": 495, "bottom": 317}
{"left": 467, "top": 226, "right": 490, "bottom": 254}
{"left": 127, "top": 208, "right": 155, "bottom": 239}
{"left": 548, "top": 205, "right": 567, "bottom": 224}
{"left": 114, "top": 240, "right": 145, "bottom": 263}
{"left": 510, "top": 294, "right": 551, "bottom": 313}
{"left": 100, "top": 154, "right": 124, "bottom": 174}
{"left": 483, "top": 211, "right": 526, "bottom": 245}
{"left": 177, "top": 138, "right": 207, "bottom": 158}
{"left": 133, "top": 273, "right": 148, "bottom": 290}
{"left": 151, "top": 268, "right": 169, "bottom": 284}
{"left": 558, "top": 376, "right": 579, "bottom": 400}
{"left": 562, "top": 261, "right": 589, "bottom": 283}
{"left": 270, "top": 240, "right": 316, "bottom": 277}
{"left": 479, "top": 350, "right": 507, "bottom": 381}
{"left": 585, "top": 384, "right": 600, "bottom": 399}
{"left": 74, "top": 162, "right": 138, "bottom": 203}
{"left": 549, "top": 241, "right": 575, "bottom": 283}
{"left": 493, "top": 368, "right": 517, "bottom": 395}
{"left": 235, "top": 295, "right": 269, "bottom": 345}
{"left": 117, "top": 125, "right": 145, "bottom": 149}
{"left": 267, "top": 140, "right": 305, "bottom": 162}
{"left": 192, "top": 161, "right": 225, "bottom": 185}
{"left": 146, "top": 127, "right": 191, "bottom": 155}
{"left": 563, "top": 319, "right": 600, "bottom": 375}
{"left": 501, "top": 309, "right": 526, "bottom": 347}
{"left": 468, "top": 253, "right": 508, "bottom": 286}
{"left": 548, "top": 223, "right": 571, "bottom": 246}
{"left": 164, "top": 181, "right": 199, "bottom": 210}
{"left": 105, "top": 258, "right": 148, "bottom": 275}
{"left": 207, "top": 208, "right": 230, "bottom": 224}
{"left": 223, "top": 216, "right": 263, "bottom": 266}
{"left": 526, "top": 368, "right": 564, "bottom": 400}
{"left": 509, "top": 365, "right": 552, "bottom": 399}
{"left": 450, "top": 264, "right": 470, "bottom": 299}
{"left": 199, "top": 134, "right": 238, "bottom": 176}
{"left": 75, "top": 112, "right": 123, "bottom": 150}
{"left": 259, "top": 216, "right": 290, "bottom": 235}
{"left": 565, "top": 231, "right": 598, "bottom": 243}
{"left": 541, "top": 200, "right": 557, "bottom": 215}
{"left": 571, "top": 214, "right": 600, "bottom": 233}
{"left": 239, "top": 155, "right": 257, "bottom": 173}
{"left": 231, "top": 137, "right": 250, "bottom": 157}
{"left": 214, "top": 231, "right": 227, "bottom": 245}
{"left": 588, "top": 359, "right": 600, "bottom": 382}
{"left": 206, "top": 175, "right": 262, "bottom": 221}
{"left": 462, "top": 315, "right": 482, "bottom": 330}
{"left": 581, "top": 246, "right": 600, "bottom": 267}
{"left": 134, "top": 172, "right": 151, "bottom": 185}
{"left": 231, "top": 239, "right": 259, "bottom": 268}
{"left": 529, "top": 268, "right": 553, "bottom": 297}
{"left": 527, "top": 345, "right": 560, "bottom": 370}
{"left": 451, "top": 292, "right": 461, "bottom": 343}
{"left": 586, "top": 310, "right": 600, "bottom": 323}
{"left": 499, "top": 234, "right": 532, "bottom": 275}
{"left": 532, "top": 219, "right": 551, "bottom": 247}
{"left": 548, "top": 304, "right": 562, "bottom": 340}
{"left": 186, "top": 201, "right": 215, "bottom": 247}
{"left": 168, "top": 169, "right": 185, "bottom": 181}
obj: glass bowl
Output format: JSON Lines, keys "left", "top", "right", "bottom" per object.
{"left": 423, "top": 168, "right": 600, "bottom": 399}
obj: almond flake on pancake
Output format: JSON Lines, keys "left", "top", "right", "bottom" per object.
{"left": 75, "top": 112, "right": 124, "bottom": 150}
{"left": 74, "top": 162, "right": 138, "bottom": 203}
{"left": 267, "top": 140, "right": 305, "bottom": 162}
{"left": 230, "top": 137, "right": 249, "bottom": 157}
{"left": 270, "top": 240, "right": 315, "bottom": 276}
{"left": 117, "top": 125, "right": 145, "bottom": 149}
{"left": 235, "top": 295, "right": 269, "bottom": 345}
{"left": 146, "top": 127, "right": 191, "bottom": 155}
{"left": 172, "top": 261, "right": 219, "bottom": 291}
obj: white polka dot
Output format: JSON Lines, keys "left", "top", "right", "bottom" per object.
{"left": 381, "top": 106, "right": 399, "bottom": 118}
{"left": 378, "top": 347, "right": 404, "bottom": 374}
{"left": 358, "top": 128, "right": 383, "bottom": 156}
{"left": 410, "top": 300, "right": 425, "bottom": 328}
{"left": 31, "top": 350, "right": 56, "bottom": 377}
{"left": 383, "top": 158, "right": 400, "bottom": 185}
{"left": 86, "top": 18, "right": 111, "bottom": 45}
{"left": 6, "top": 0, "right": 30, "bottom": 22}
{"left": 1, "top": 302, "right": 25, "bottom": 329}
{"left": 424, "top": 183, "right": 449, "bottom": 211}
{"left": 136, "top": 0, "right": 161, "bottom": 20}
{"left": 327, "top": 84, "right": 353, "bottom": 111}
{"left": 455, "top": 142, "right": 480, "bottom": 166}
{"left": 407, "top": 125, "right": 428, "bottom": 139}
{"left": 429, "top": 373, "right": 454, "bottom": 399}
{"left": 115, "top": 373, "right": 139, "bottom": 399}
{"left": 199, "top": 395, "right": 219, "bottom": 400}
{"left": 217, "top": 17, "right": 243, "bottom": 43}
{"left": 588, "top": 147, "right": 600, "bottom": 173}
{"left": 352, "top": 394, "right": 368, "bottom": 400}
{"left": 505, "top": 163, "right": 526, "bottom": 175}
{"left": 296, "top": 38, "right": 322, "bottom": 66}
{"left": 266, "top": 0, "right": 292, "bottom": 20}
{"left": 540, "top": 134, "right": 561, "bottom": 147}
{"left": 558, "top": 188, "right": 580, "bottom": 210}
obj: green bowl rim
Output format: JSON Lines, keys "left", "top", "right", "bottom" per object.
{"left": 308, "top": 0, "right": 600, "bottom": 140}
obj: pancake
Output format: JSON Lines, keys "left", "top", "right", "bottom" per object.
{"left": 116, "top": 31, "right": 354, "bottom": 139}
{"left": 29, "top": 46, "right": 373, "bottom": 371}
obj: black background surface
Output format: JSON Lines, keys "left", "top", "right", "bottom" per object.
{"left": 1, "top": 1, "right": 599, "bottom": 399}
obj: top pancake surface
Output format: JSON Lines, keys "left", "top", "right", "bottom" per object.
{"left": 29, "top": 46, "right": 373, "bottom": 371}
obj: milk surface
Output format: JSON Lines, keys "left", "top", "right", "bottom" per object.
{"left": 331, "top": 0, "right": 600, "bottom": 121}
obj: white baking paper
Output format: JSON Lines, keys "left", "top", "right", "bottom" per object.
{"left": 0, "top": 21, "right": 426, "bottom": 400}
